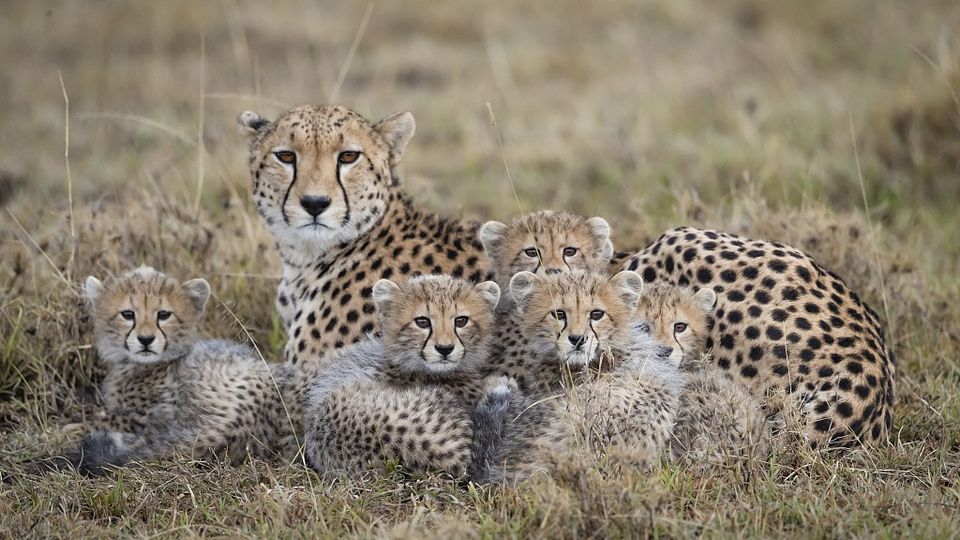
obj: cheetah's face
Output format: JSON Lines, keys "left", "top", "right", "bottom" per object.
{"left": 84, "top": 267, "right": 210, "bottom": 364}
{"left": 510, "top": 270, "right": 643, "bottom": 369}
{"left": 634, "top": 284, "right": 716, "bottom": 368}
{"left": 239, "top": 106, "right": 415, "bottom": 257}
{"left": 373, "top": 276, "right": 500, "bottom": 374}
{"left": 480, "top": 211, "right": 614, "bottom": 292}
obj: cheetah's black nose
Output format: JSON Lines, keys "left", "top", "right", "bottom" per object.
{"left": 544, "top": 268, "right": 562, "bottom": 275}
{"left": 434, "top": 344, "right": 455, "bottom": 358}
{"left": 568, "top": 335, "right": 586, "bottom": 348}
{"left": 137, "top": 335, "right": 155, "bottom": 347}
{"left": 300, "top": 195, "right": 332, "bottom": 217}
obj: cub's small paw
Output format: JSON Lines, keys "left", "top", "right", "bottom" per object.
{"left": 484, "top": 376, "right": 518, "bottom": 396}
{"left": 77, "top": 431, "right": 138, "bottom": 476}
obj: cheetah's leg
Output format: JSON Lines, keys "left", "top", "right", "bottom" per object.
{"left": 468, "top": 376, "right": 520, "bottom": 483}
{"left": 306, "top": 382, "right": 474, "bottom": 476}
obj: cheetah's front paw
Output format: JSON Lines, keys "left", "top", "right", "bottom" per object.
{"left": 484, "top": 376, "right": 519, "bottom": 397}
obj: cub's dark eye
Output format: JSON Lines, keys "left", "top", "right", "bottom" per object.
{"left": 454, "top": 316, "right": 469, "bottom": 328}
{"left": 274, "top": 150, "right": 296, "bottom": 164}
{"left": 338, "top": 151, "right": 360, "bottom": 164}
{"left": 523, "top": 247, "right": 540, "bottom": 258}
{"left": 589, "top": 309, "right": 605, "bottom": 321}
{"left": 551, "top": 310, "right": 567, "bottom": 321}
{"left": 414, "top": 317, "right": 431, "bottom": 329}
{"left": 563, "top": 247, "right": 578, "bottom": 257}
{"left": 157, "top": 310, "right": 172, "bottom": 321}
{"left": 120, "top": 310, "right": 135, "bottom": 321}
{"left": 674, "top": 322, "right": 688, "bottom": 333}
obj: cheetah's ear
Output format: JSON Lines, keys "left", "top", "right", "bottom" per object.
{"left": 237, "top": 111, "right": 270, "bottom": 135}
{"left": 372, "top": 279, "right": 402, "bottom": 316}
{"left": 609, "top": 271, "right": 644, "bottom": 308}
{"left": 693, "top": 288, "right": 718, "bottom": 314}
{"left": 509, "top": 271, "right": 539, "bottom": 313}
{"left": 474, "top": 281, "right": 501, "bottom": 312}
{"left": 84, "top": 276, "right": 104, "bottom": 307}
{"left": 585, "top": 216, "right": 614, "bottom": 261}
{"left": 479, "top": 221, "right": 508, "bottom": 258}
{"left": 181, "top": 279, "right": 211, "bottom": 315}
{"left": 374, "top": 112, "right": 416, "bottom": 167}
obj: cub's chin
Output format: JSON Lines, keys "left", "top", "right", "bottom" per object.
{"left": 424, "top": 360, "right": 460, "bottom": 374}
{"left": 563, "top": 349, "right": 591, "bottom": 369}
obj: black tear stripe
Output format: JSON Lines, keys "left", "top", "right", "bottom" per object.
{"left": 454, "top": 326, "right": 466, "bottom": 349}
{"left": 157, "top": 319, "right": 167, "bottom": 350}
{"left": 123, "top": 314, "right": 136, "bottom": 352}
{"left": 555, "top": 316, "right": 568, "bottom": 341}
{"left": 588, "top": 320, "right": 601, "bottom": 346}
{"left": 280, "top": 160, "right": 298, "bottom": 226}
{"left": 336, "top": 159, "right": 352, "bottom": 227}
{"left": 419, "top": 324, "right": 433, "bottom": 363}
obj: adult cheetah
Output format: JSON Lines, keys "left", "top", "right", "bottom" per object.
{"left": 238, "top": 106, "right": 490, "bottom": 363}
{"left": 618, "top": 227, "right": 894, "bottom": 447}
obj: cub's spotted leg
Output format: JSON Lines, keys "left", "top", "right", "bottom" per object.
{"left": 468, "top": 377, "right": 519, "bottom": 483}
{"left": 307, "top": 381, "right": 474, "bottom": 476}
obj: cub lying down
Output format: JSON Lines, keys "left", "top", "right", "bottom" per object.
{"left": 474, "top": 270, "right": 685, "bottom": 481}
{"left": 304, "top": 275, "right": 510, "bottom": 478}
{"left": 72, "top": 266, "right": 305, "bottom": 474}
{"left": 635, "top": 283, "right": 778, "bottom": 469}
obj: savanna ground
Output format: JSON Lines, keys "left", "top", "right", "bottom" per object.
{"left": 1, "top": 0, "right": 958, "bottom": 537}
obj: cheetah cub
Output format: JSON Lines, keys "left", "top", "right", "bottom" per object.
{"left": 636, "top": 283, "right": 776, "bottom": 470}
{"left": 479, "top": 210, "right": 614, "bottom": 301}
{"left": 478, "top": 211, "right": 619, "bottom": 390}
{"left": 305, "top": 275, "right": 508, "bottom": 478}
{"left": 76, "top": 267, "right": 299, "bottom": 474}
{"left": 474, "top": 271, "right": 684, "bottom": 481}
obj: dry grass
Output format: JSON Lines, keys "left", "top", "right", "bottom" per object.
{"left": 1, "top": 0, "right": 959, "bottom": 537}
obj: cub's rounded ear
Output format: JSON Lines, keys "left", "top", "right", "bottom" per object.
{"left": 237, "top": 111, "right": 270, "bottom": 135}
{"left": 479, "top": 221, "right": 508, "bottom": 258}
{"left": 508, "top": 271, "right": 539, "bottom": 312}
{"left": 609, "top": 271, "right": 644, "bottom": 307}
{"left": 84, "top": 276, "right": 104, "bottom": 306}
{"left": 474, "top": 281, "right": 501, "bottom": 311}
{"left": 372, "top": 279, "right": 402, "bottom": 315}
{"left": 181, "top": 279, "right": 211, "bottom": 314}
{"left": 374, "top": 111, "right": 416, "bottom": 167}
{"left": 693, "top": 288, "right": 718, "bottom": 314}
{"left": 585, "top": 216, "right": 614, "bottom": 261}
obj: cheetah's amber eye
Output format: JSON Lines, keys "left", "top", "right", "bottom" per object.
{"left": 523, "top": 247, "right": 540, "bottom": 258}
{"left": 338, "top": 151, "right": 360, "bottom": 164}
{"left": 551, "top": 310, "right": 567, "bottom": 321}
{"left": 674, "top": 322, "right": 688, "bottom": 333}
{"left": 563, "top": 247, "right": 578, "bottom": 257}
{"left": 274, "top": 150, "right": 296, "bottom": 164}
{"left": 157, "top": 310, "right": 172, "bottom": 321}
{"left": 120, "top": 310, "right": 135, "bottom": 321}
{"left": 414, "top": 317, "right": 431, "bottom": 329}
{"left": 454, "top": 316, "right": 469, "bottom": 328}
{"left": 589, "top": 309, "right": 605, "bottom": 321}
